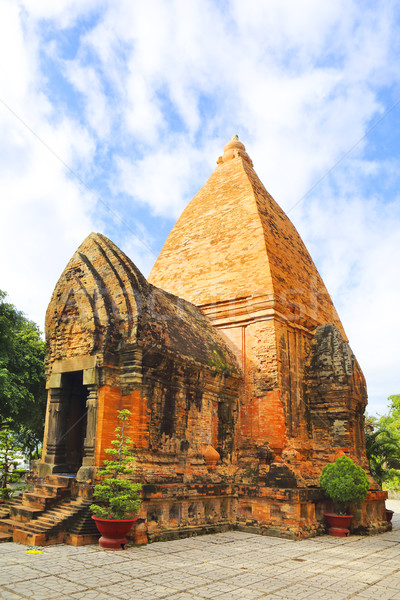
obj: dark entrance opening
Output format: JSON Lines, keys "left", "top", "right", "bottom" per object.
{"left": 62, "top": 371, "right": 88, "bottom": 473}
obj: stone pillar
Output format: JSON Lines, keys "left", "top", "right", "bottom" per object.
{"left": 77, "top": 384, "right": 98, "bottom": 482}
{"left": 38, "top": 384, "right": 69, "bottom": 476}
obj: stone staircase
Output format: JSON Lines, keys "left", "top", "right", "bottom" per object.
{"left": 0, "top": 475, "right": 99, "bottom": 546}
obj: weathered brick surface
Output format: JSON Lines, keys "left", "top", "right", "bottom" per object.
{"left": 37, "top": 138, "right": 388, "bottom": 543}
{"left": 41, "top": 230, "right": 242, "bottom": 539}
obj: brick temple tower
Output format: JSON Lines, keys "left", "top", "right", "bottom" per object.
{"left": 148, "top": 136, "right": 386, "bottom": 535}
{"left": 9, "top": 136, "right": 387, "bottom": 546}
{"left": 149, "top": 136, "right": 368, "bottom": 481}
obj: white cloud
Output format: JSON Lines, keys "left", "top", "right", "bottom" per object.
{"left": 115, "top": 136, "right": 215, "bottom": 218}
{"left": 1, "top": 0, "right": 400, "bottom": 416}
{"left": 0, "top": 1, "right": 100, "bottom": 330}
{"left": 20, "top": 0, "right": 100, "bottom": 28}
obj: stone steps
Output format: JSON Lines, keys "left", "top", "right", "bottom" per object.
{"left": 0, "top": 474, "right": 96, "bottom": 546}
{"left": 22, "top": 492, "right": 61, "bottom": 510}
{"left": 33, "top": 484, "right": 71, "bottom": 497}
{"left": 0, "top": 518, "right": 22, "bottom": 535}
{"left": 10, "top": 503, "right": 43, "bottom": 523}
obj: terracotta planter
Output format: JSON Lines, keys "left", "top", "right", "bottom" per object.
{"left": 385, "top": 509, "right": 394, "bottom": 523}
{"left": 92, "top": 516, "right": 137, "bottom": 550}
{"left": 324, "top": 513, "right": 353, "bottom": 537}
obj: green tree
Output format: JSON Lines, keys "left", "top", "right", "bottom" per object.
{"left": 377, "top": 395, "right": 400, "bottom": 444}
{"left": 365, "top": 395, "right": 400, "bottom": 489}
{"left": 0, "top": 419, "right": 26, "bottom": 499}
{"left": 365, "top": 428, "right": 400, "bottom": 488}
{"left": 0, "top": 290, "right": 46, "bottom": 448}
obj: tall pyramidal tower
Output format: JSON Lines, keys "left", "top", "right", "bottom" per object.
{"left": 149, "top": 136, "right": 370, "bottom": 486}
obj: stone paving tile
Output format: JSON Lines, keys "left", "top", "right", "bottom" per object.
{"left": 159, "top": 548, "right": 217, "bottom": 561}
{"left": 0, "top": 543, "right": 24, "bottom": 553}
{"left": 208, "top": 554, "right": 279, "bottom": 570}
{"left": 273, "top": 582, "right": 349, "bottom": 600}
{"left": 345, "top": 569, "right": 385, "bottom": 584}
{"left": 216, "top": 591, "right": 265, "bottom": 600}
{"left": 146, "top": 542, "right": 193, "bottom": 553}
{"left": 144, "top": 571, "right": 210, "bottom": 590}
{"left": 292, "top": 561, "right": 328, "bottom": 574}
{"left": 101, "top": 582, "right": 179, "bottom": 599}
{"left": 166, "top": 595, "right": 207, "bottom": 600}
{"left": 61, "top": 567, "right": 134, "bottom": 588}
{"left": 0, "top": 509, "right": 399, "bottom": 600}
{"left": 4, "top": 581, "right": 70, "bottom": 599}
{"left": 0, "top": 565, "right": 45, "bottom": 585}
{"left": 351, "top": 588, "right": 400, "bottom": 600}
{"left": 345, "top": 560, "right": 399, "bottom": 576}
{"left": 175, "top": 563, "right": 241, "bottom": 580}
{"left": 208, "top": 545, "right": 256, "bottom": 556}
{"left": 111, "top": 560, "right": 170, "bottom": 577}
{"left": 239, "top": 535, "right": 289, "bottom": 545}
{"left": 0, "top": 589, "right": 26, "bottom": 600}
{"left": 246, "top": 577, "right": 289, "bottom": 593}
{"left": 309, "top": 574, "right": 369, "bottom": 594}
{"left": 25, "top": 558, "right": 86, "bottom": 575}
{"left": 328, "top": 565, "right": 370, "bottom": 578}
{"left": 133, "top": 556, "right": 195, "bottom": 569}
{"left": 278, "top": 567, "right": 323, "bottom": 581}
{"left": 244, "top": 552, "right": 288, "bottom": 565}
{"left": 379, "top": 574, "right": 400, "bottom": 590}
{"left": 55, "top": 596, "right": 111, "bottom": 600}
{"left": 69, "top": 552, "right": 132, "bottom": 565}
{"left": 32, "top": 575, "right": 88, "bottom": 594}
{"left": 195, "top": 581, "right": 244, "bottom": 598}
{"left": 253, "top": 564, "right": 295, "bottom": 577}
{"left": 224, "top": 572, "right": 268, "bottom": 587}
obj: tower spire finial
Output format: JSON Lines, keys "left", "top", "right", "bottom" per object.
{"left": 217, "top": 136, "right": 253, "bottom": 167}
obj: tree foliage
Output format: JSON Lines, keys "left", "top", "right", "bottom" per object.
{"left": 0, "top": 290, "right": 46, "bottom": 447}
{"left": 90, "top": 410, "right": 142, "bottom": 520}
{"left": 320, "top": 456, "right": 369, "bottom": 515}
{"left": 377, "top": 395, "right": 400, "bottom": 444}
{"left": 365, "top": 395, "right": 400, "bottom": 489}
{"left": 365, "top": 427, "right": 400, "bottom": 488}
{"left": 0, "top": 419, "right": 26, "bottom": 499}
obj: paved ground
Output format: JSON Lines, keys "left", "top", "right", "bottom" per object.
{"left": 0, "top": 500, "right": 399, "bottom": 600}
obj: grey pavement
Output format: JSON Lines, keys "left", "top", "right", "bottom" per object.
{"left": 0, "top": 500, "right": 399, "bottom": 600}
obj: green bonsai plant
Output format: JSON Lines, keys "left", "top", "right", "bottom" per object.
{"left": 320, "top": 455, "right": 369, "bottom": 515}
{"left": 90, "top": 409, "right": 142, "bottom": 520}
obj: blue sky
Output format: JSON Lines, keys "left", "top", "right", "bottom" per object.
{"left": 1, "top": 0, "right": 400, "bottom": 416}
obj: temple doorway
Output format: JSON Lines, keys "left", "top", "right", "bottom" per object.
{"left": 62, "top": 371, "right": 88, "bottom": 473}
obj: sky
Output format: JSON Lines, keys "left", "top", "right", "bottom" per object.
{"left": 0, "top": 0, "right": 399, "bottom": 417}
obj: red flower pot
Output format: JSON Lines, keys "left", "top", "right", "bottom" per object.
{"left": 92, "top": 516, "right": 137, "bottom": 550}
{"left": 324, "top": 513, "right": 353, "bottom": 537}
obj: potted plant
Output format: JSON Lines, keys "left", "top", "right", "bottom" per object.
{"left": 320, "top": 455, "right": 369, "bottom": 537}
{"left": 90, "top": 409, "right": 142, "bottom": 549}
